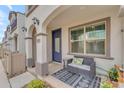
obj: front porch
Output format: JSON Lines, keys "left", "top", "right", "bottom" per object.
{"left": 28, "top": 62, "right": 124, "bottom": 88}
{"left": 27, "top": 62, "right": 109, "bottom": 88}
{"left": 28, "top": 62, "right": 63, "bottom": 75}
{"left": 27, "top": 62, "right": 72, "bottom": 88}
{"left": 25, "top": 5, "right": 124, "bottom": 88}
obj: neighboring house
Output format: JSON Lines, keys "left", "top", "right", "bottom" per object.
{"left": 1, "top": 11, "right": 26, "bottom": 77}
{"left": 8, "top": 11, "right": 26, "bottom": 54}
{"left": 1, "top": 25, "right": 11, "bottom": 50}
{"left": 25, "top": 5, "right": 124, "bottom": 76}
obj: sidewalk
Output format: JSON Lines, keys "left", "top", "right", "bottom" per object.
{"left": 0, "top": 60, "right": 10, "bottom": 88}
{"left": 0, "top": 60, "right": 36, "bottom": 88}
{"left": 9, "top": 72, "right": 36, "bottom": 88}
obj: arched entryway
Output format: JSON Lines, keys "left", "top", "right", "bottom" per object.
{"left": 27, "top": 25, "right": 37, "bottom": 68}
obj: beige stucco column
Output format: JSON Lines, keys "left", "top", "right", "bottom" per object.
{"left": 35, "top": 27, "right": 48, "bottom": 76}
{"left": 25, "top": 37, "right": 34, "bottom": 67}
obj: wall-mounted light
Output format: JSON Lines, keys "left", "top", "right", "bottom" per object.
{"left": 32, "top": 17, "right": 40, "bottom": 25}
{"left": 21, "top": 27, "right": 27, "bottom": 32}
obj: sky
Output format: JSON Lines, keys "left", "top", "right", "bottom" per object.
{"left": 0, "top": 5, "right": 25, "bottom": 43}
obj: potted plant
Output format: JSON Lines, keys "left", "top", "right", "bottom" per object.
{"left": 108, "top": 67, "right": 119, "bottom": 87}
{"left": 100, "top": 81, "right": 113, "bottom": 88}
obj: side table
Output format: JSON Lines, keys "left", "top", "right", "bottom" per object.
{"left": 63, "top": 57, "right": 73, "bottom": 68}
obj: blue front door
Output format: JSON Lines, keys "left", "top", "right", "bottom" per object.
{"left": 52, "top": 29, "right": 62, "bottom": 62}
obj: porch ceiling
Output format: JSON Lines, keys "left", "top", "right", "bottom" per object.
{"left": 47, "top": 5, "right": 120, "bottom": 28}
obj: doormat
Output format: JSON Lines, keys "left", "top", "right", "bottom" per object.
{"left": 52, "top": 69, "right": 101, "bottom": 88}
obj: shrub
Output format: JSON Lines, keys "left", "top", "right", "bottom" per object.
{"left": 26, "top": 79, "right": 47, "bottom": 88}
{"left": 108, "top": 68, "right": 119, "bottom": 82}
{"left": 100, "top": 81, "right": 113, "bottom": 88}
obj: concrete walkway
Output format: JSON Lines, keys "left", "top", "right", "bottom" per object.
{"left": 0, "top": 60, "right": 36, "bottom": 88}
{"left": 0, "top": 60, "right": 10, "bottom": 88}
{"left": 9, "top": 72, "right": 36, "bottom": 88}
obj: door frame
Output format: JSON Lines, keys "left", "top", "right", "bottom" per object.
{"left": 52, "top": 28, "right": 62, "bottom": 62}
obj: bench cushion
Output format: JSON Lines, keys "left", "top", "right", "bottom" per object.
{"left": 68, "top": 63, "right": 90, "bottom": 71}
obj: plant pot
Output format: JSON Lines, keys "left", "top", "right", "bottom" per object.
{"left": 111, "top": 81, "right": 118, "bottom": 88}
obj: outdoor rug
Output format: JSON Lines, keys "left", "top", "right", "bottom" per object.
{"left": 52, "top": 69, "right": 101, "bottom": 88}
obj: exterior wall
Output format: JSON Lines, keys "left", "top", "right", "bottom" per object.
{"left": 10, "top": 13, "right": 26, "bottom": 54}
{"left": 25, "top": 5, "right": 59, "bottom": 36}
{"left": 47, "top": 6, "right": 122, "bottom": 75}
{"left": 17, "top": 13, "right": 26, "bottom": 54}
{"left": 10, "top": 29, "right": 18, "bottom": 52}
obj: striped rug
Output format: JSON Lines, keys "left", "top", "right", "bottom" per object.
{"left": 52, "top": 69, "right": 101, "bottom": 88}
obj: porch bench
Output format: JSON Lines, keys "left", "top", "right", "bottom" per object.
{"left": 66, "top": 56, "right": 96, "bottom": 81}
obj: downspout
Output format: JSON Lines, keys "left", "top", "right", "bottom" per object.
{"left": 121, "top": 17, "right": 124, "bottom": 79}
{"left": 119, "top": 5, "right": 124, "bottom": 78}
{"left": 121, "top": 29, "right": 124, "bottom": 69}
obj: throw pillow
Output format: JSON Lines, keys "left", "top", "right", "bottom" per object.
{"left": 72, "top": 58, "right": 83, "bottom": 65}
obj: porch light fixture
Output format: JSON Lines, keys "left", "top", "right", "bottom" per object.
{"left": 21, "top": 27, "right": 27, "bottom": 32}
{"left": 32, "top": 17, "right": 40, "bottom": 25}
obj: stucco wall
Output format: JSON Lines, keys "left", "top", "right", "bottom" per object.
{"left": 25, "top": 5, "right": 59, "bottom": 37}
{"left": 25, "top": 5, "right": 61, "bottom": 64}
{"left": 47, "top": 6, "right": 122, "bottom": 75}
{"left": 10, "top": 13, "right": 25, "bottom": 54}
{"left": 17, "top": 13, "right": 26, "bottom": 54}
{"left": 10, "top": 28, "right": 18, "bottom": 52}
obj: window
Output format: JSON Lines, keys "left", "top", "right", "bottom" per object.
{"left": 86, "top": 23, "right": 105, "bottom": 55}
{"left": 71, "top": 28, "right": 84, "bottom": 53}
{"left": 69, "top": 18, "right": 110, "bottom": 57}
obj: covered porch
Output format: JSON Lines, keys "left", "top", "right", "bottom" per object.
{"left": 45, "top": 5, "right": 124, "bottom": 87}
{"left": 26, "top": 5, "right": 124, "bottom": 87}
{"left": 46, "top": 5, "right": 122, "bottom": 75}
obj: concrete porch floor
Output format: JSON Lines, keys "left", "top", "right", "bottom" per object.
{"left": 27, "top": 62, "right": 63, "bottom": 75}
{"left": 27, "top": 62, "right": 72, "bottom": 88}
{"left": 48, "top": 62, "right": 63, "bottom": 74}
{"left": 27, "top": 62, "right": 124, "bottom": 88}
